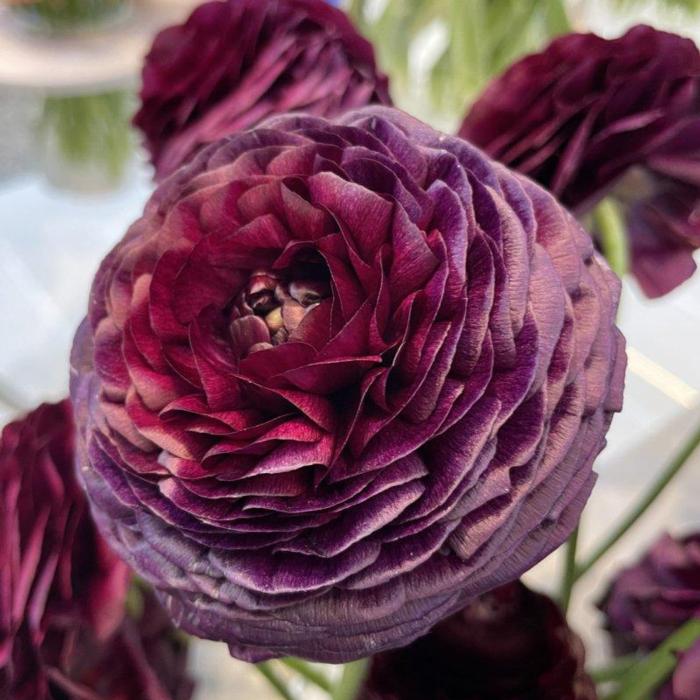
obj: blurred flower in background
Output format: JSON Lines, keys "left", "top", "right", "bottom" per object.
{"left": 600, "top": 532, "right": 700, "bottom": 653}
{"left": 133, "top": 0, "right": 390, "bottom": 179}
{"left": 0, "top": 400, "right": 193, "bottom": 700}
{"left": 359, "top": 581, "right": 597, "bottom": 700}
{"left": 460, "top": 25, "right": 700, "bottom": 298}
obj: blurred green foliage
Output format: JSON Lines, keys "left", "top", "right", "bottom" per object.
{"left": 348, "top": 0, "right": 570, "bottom": 128}
{"left": 39, "top": 91, "right": 134, "bottom": 186}
{"left": 12, "top": 0, "right": 127, "bottom": 31}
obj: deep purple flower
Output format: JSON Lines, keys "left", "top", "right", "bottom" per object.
{"left": 460, "top": 25, "right": 700, "bottom": 298}
{"left": 657, "top": 639, "right": 700, "bottom": 700}
{"left": 70, "top": 106, "right": 625, "bottom": 663}
{"left": 133, "top": 0, "right": 391, "bottom": 179}
{"left": 0, "top": 401, "right": 193, "bottom": 700}
{"left": 601, "top": 532, "right": 700, "bottom": 653}
{"left": 359, "top": 581, "right": 597, "bottom": 700}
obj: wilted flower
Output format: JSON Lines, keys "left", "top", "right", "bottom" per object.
{"left": 657, "top": 639, "right": 700, "bottom": 700}
{"left": 359, "top": 581, "right": 597, "bottom": 700}
{"left": 601, "top": 532, "right": 700, "bottom": 653}
{"left": 71, "top": 106, "right": 625, "bottom": 662}
{"left": 133, "top": 0, "right": 391, "bottom": 179}
{"left": 0, "top": 401, "right": 193, "bottom": 700}
{"left": 460, "top": 25, "right": 700, "bottom": 298}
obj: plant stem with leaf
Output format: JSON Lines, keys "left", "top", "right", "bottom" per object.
{"left": 605, "top": 619, "right": 700, "bottom": 700}
{"left": 589, "top": 655, "right": 639, "bottom": 684}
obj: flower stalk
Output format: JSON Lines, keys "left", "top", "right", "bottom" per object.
{"left": 576, "top": 418, "right": 700, "bottom": 580}
{"left": 256, "top": 662, "right": 295, "bottom": 700}
{"left": 594, "top": 198, "right": 629, "bottom": 279}
{"left": 559, "top": 524, "right": 580, "bottom": 615}
{"left": 332, "top": 659, "right": 370, "bottom": 700}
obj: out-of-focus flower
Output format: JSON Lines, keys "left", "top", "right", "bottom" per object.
{"left": 460, "top": 25, "right": 700, "bottom": 298}
{"left": 0, "top": 401, "right": 193, "bottom": 700}
{"left": 133, "top": 0, "right": 390, "bottom": 179}
{"left": 359, "top": 581, "right": 597, "bottom": 700}
{"left": 601, "top": 532, "right": 700, "bottom": 654}
{"left": 657, "top": 639, "right": 700, "bottom": 700}
{"left": 57, "top": 587, "right": 195, "bottom": 700}
{"left": 71, "top": 106, "right": 625, "bottom": 663}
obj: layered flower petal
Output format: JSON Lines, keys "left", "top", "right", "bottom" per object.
{"left": 71, "top": 106, "right": 625, "bottom": 662}
{"left": 134, "top": 0, "right": 391, "bottom": 179}
{"left": 0, "top": 401, "right": 193, "bottom": 700}
{"left": 601, "top": 532, "right": 700, "bottom": 653}
{"left": 460, "top": 25, "right": 700, "bottom": 298}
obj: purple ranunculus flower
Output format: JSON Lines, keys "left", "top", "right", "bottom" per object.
{"left": 70, "top": 106, "right": 626, "bottom": 663}
{"left": 133, "top": 0, "right": 391, "bottom": 180}
{"left": 601, "top": 532, "right": 700, "bottom": 654}
{"left": 0, "top": 401, "right": 193, "bottom": 700}
{"left": 359, "top": 581, "right": 598, "bottom": 700}
{"left": 657, "top": 639, "right": 700, "bottom": 700}
{"left": 460, "top": 25, "right": 700, "bottom": 299}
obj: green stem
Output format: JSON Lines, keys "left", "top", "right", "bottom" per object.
{"left": 280, "top": 658, "right": 333, "bottom": 693}
{"left": 606, "top": 619, "right": 700, "bottom": 700}
{"left": 576, "top": 419, "right": 700, "bottom": 580}
{"left": 559, "top": 525, "right": 579, "bottom": 615}
{"left": 589, "top": 655, "right": 639, "bottom": 684}
{"left": 593, "top": 199, "right": 629, "bottom": 278}
{"left": 256, "top": 662, "right": 295, "bottom": 700}
{"left": 332, "top": 659, "right": 369, "bottom": 700}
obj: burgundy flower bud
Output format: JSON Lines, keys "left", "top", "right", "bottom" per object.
{"left": 657, "top": 640, "right": 700, "bottom": 700}
{"left": 600, "top": 532, "right": 700, "bottom": 654}
{"left": 460, "top": 25, "right": 700, "bottom": 298}
{"left": 70, "top": 106, "right": 625, "bottom": 663}
{"left": 0, "top": 401, "right": 193, "bottom": 700}
{"left": 360, "top": 581, "right": 597, "bottom": 700}
{"left": 133, "top": 0, "right": 391, "bottom": 179}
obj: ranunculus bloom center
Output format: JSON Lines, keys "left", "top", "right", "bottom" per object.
{"left": 229, "top": 251, "right": 332, "bottom": 358}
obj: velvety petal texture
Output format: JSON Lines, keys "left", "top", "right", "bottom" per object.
{"left": 134, "top": 0, "right": 391, "bottom": 179}
{"left": 460, "top": 25, "right": 700, "bottom": 298}
{"left": 657, "top": 639, "right": 700, "bottom": 700}
{"left": 0, "top": 401, "right": 193, "bottom": 700}
{"left": 71, "top": 106, "right": 625, "bottom": 663}
{"left": 601, "top": 532, "right": 700, "bottom": 653}
{"left": 359, "top": 581, "right": 597, "bottom": 700}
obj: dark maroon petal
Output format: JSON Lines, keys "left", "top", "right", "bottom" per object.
{"left": 0, "top": 402, "right": 193, "bottom": 700}
{"left": 71, "top": 105, "right": 625, "bottom": 662}
{"left": 461, "top": 25, "right": 700, "bottom": 298}
{"left": 359, "top": 581, "right": 597, "bottom": 700}
{"left": 134, "top": 0, "right": 391, "bottom": 179}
